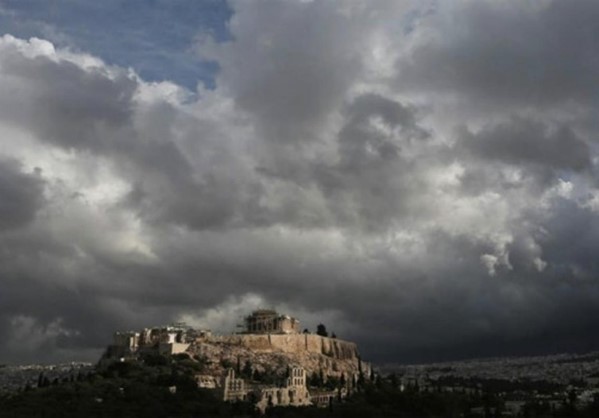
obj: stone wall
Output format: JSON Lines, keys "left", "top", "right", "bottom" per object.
{"left": 158, "top": 342, "right": 190, "bottom": 355}
{"left": 208, "top": 334, "right": 359, "bottom": 361}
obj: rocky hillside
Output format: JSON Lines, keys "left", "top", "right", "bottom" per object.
{"left": 187, "top": 334, "right": 370, "bottom": 382}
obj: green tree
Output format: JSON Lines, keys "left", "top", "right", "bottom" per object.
{"left": 389, "top": 373, "right": 398, "bottom": 389}
{"left": 316, "top": 324, "right": 328, "bottom": 337}
{"left": 242, "top": 360, "right": 253, "bottom": 379}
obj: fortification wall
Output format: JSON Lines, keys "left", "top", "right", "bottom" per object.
{"left": 208, "top": 334, "right": 359, "bottom": 361}
{"left": 269, "top": 334, "right": 308, "bottom": 353}
{"left": 213, "top": 334, "right": 272, "bottom": 350}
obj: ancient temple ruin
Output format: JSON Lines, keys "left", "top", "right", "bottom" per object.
{"left": 103, "top": 309, "right": 363, "bottom": 413}
{"left": 243, "top": 309, "right": 300, "bottom": 334}
{"left": 222, "top": 366, "right": 313, "bottom": 413}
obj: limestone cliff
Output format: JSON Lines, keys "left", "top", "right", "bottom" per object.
{"left": 187, "top": 334, "right": 369, "bottom": 382}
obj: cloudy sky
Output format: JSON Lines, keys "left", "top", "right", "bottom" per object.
{"left": 2, "top": 0, "right": 599, "bottom": 365}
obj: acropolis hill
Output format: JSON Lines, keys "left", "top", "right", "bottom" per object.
{"left": 101, "top": 310, "right": 371, "bottom": 408}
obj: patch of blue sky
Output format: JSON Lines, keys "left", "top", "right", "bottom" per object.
{"left": 0, "top": 0, "right": 232, "bottom": 90}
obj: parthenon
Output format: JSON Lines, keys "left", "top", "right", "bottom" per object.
{"left": 243, "top": 309, "right": 300, "bottom": 334}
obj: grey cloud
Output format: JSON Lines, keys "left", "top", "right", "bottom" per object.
{"left": 0, "top": 159, "right": 44, "bottom": 230}
{"left": 203, "top": 0, "right": 372, "bottom": 144}
{"left": 459, "top": 118, "right": 591, "bottom": 174}
{"left": 3, "top": 0, "right": 599, "bottom": 366}
{"left": 0, "top": 50, "right": 136, "bottom": 151}
{"left": 339, "top": 228, "right": 599, "bottom": 362}
{"left": 312, "top": 94, "right": 428, "bottom": 230}
{"left": 0, "top": 39, "right": 262, "bottom": 231}
{"left": 251, "top": 93, "right": 432, "bottom": 231}
{"left": 398, "top": 0, "right": 599, "bottom": 108}
{"left": 338, "top": 93, "right": 429, "bottom": 165}
{"left": 0, "top": 219, "right": 188, "bottom": 363}
{"left": 536, "top": 198, "right": 599, "bottom": 282}
{"left": 346, "top": 93, "right": 424, "bottom": 135}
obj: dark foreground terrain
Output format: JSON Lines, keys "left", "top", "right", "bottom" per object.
{"left": 2, "top": 353, "right": 599, "bottom": 417}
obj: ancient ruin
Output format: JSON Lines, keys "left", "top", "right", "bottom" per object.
{"left": 102, "top": 309, "right": 369, "bottom": 412}
{"left": 106, "top": 323, "right": 211, "bottom": 358}
{"left": 243, "top": 309, "right": 300, "bottom": 334}
{"left": 221, "top": 366, "right": 312, "bottom": 413}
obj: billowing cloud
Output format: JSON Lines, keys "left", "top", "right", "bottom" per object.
{"left": 1, "top": 0, "right": 599, "bottom": 365}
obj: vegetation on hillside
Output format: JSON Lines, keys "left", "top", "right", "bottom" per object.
{"left": 3, "top": 354, "right": 599, "bottom": 417}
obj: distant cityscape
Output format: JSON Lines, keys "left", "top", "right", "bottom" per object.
{"left": 384, "top": 351, "right": 599, "bottom": 385}
{"left": 0, "top": 362, "right": 93, "bottom": 393}
{"left": 382, "top": 352, "right": 599, "bottom": 415}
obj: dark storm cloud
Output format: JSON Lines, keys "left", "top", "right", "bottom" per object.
{"left": 0, "top": 232, "right": 108, "bottom": 362}
{"left": 461, "top": 119, "right": 590, "bottom": 171}
{"left": 0, "top": 217, "right": 197, "bottom": 362}
{"left": 453, "top": 117, "right": 592, "bottom": 192}
{"left": 2, "top": 0, "right": 599, "bottom": 366}
{"left": 332, "top": 225, "right": 599, "bottom": 363}
{"left": 536, "top": 198, "right": 599, "bottom": 281}
{"left": 0, "top": 159, "right": 44, "bottom": 230}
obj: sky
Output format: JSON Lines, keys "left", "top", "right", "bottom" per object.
{"left": 1, "top": 0, "right": 599, "bottom": 365}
